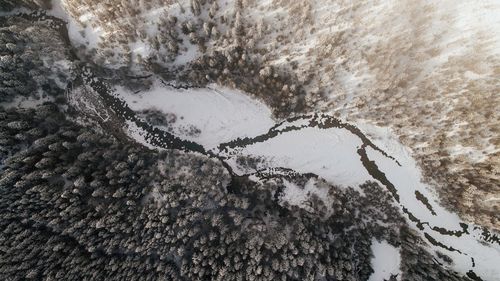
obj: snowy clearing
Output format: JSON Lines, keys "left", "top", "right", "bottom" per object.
{"left": 224, "top": 127, "right": 372, "bottom": 189}
{"left": 368, "top": 239, "right": 401, "bottom": 281}
{"left": 114, "top": 81, "right": 275, "bottom": 149}
{"left": 280, "top": 178, "right": 333, "bottom": 214}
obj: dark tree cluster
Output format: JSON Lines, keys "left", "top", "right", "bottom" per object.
{"left": 0, "top": 103, "right": 468, "bottom": 280}
{"left": 0, "top": 103, "right": 474, "bottom": 280}
{"left": 56, "top": 0, "right": 308, "bottom": 118}
{"left": 161, "top": 47, "right": 307, "bottom": 118}
{"left": 399, "top": 227, "right": 473, "bottom": 281}
{"left": 0, "top": 14, "right": 72, "bottom": 103}
{"left": 0, "top": 104, "right": 57, "bottom": 166}
{"left": 138, "top": 109, "right": 176, "bottom": 129}
{"left": 0, "top": 0, "right": 50, "bottom": 11}
{"left": 0, "top": 104, "right": 167, "bottom": 279}
{"left": 0, "top": 2, "right": 484, "bottom": 281}
{"left": 0, "top": 26, "right": 37, "bottom": 102}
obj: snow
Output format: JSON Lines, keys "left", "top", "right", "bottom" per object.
{"left": 368, "top": 239, "right": 401, "bottom": 281}
{"left": 447, "top": 144, "right": 496, "bottom": 163}
{"left": 358, "top": 122, "right": 500, "bottom": 281}
{"left": 225, "top": 126, "right": 371, "bottom": 189}
{"left": 49, "top": 1, "right": 104, "bottom": 51}
{"left": 114, "top": 80, "right": 275, "bottom": 149}
{"left": 67, "top": 84, "right": 112, "bottom": 123}
{"left": 280, "top": 178, "right": 332, "bottom": 213}
{"left": 484, "top": 197, "right": 500, "bottom": 203}
{"left": 235, "top": 0, "right": 500, "bottom": 171}
{"left": 173, "top": 42, "right": 199, "bottom": 66}
{"left": 367, "top": 142, "right": 500, "bottom": 280}
{"left": 125, "top": 120, "right": 159, "bottom": 151}
{"left": 117, "top": 84, "right": 500, "bottom": 279}
{"left": 49, "top": 0, "right": 200, "bottom": 69}
{"left": 3, "top": 1, "right": 498, "bottom": 278}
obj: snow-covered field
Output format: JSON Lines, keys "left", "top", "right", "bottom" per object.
{"left": 223, "top": 127, "right": 372, "bottom": 189}
{"left": 113, "top": 82, "right": 500, "bottom": 280}
{"left": 368, "top": 239, "right": 401, "bottom": 281}
{"left": 116, "top": 81, "right": 274, "bottom": 149}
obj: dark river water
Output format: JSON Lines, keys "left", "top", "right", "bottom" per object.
{"left": 69, "top": 65, "right": 500, "bottom": 281}
{"left": 21, "top": 10, "right": 497, "bottom": 280}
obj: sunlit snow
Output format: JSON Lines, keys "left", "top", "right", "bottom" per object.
{"left": 368, "top": 239, "right": 401, "bottom": 281}
{"left": 115, "top": 84, "right": 500, "bottom": 281}
{"left": 115, "top": 81, "right": 274, "bottom": 149}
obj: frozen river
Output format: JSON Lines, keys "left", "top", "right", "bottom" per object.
{"left": 71, "top": 75, "right": 500, "bottom": 281}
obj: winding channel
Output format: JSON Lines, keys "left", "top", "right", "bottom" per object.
{"left": 11, "top": 9, "right": 498, "bottom": 281}
{"left": 68, "top": 68, "right": 500, "bottom": 280}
